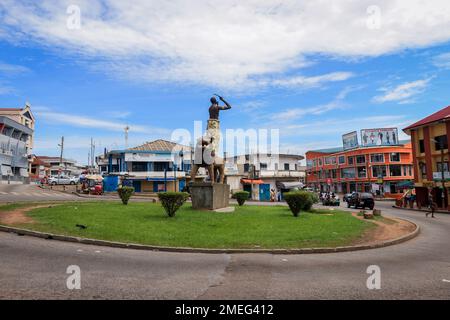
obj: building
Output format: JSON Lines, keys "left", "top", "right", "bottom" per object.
{"left": 29, "top": 155, "right": 51, "bottom": 181}
{"left": 98, "top": 139, "right": 205, "bottom": 193}
{"left": 0, "top": 116, "right": 34, "bottom": 184}
{"left": 306, "top": 141, "right": 414, "bottom": 196}
{"left": 225, "top": 153, "right": 305, "bottom": 201}
{"left": 35, "top": 156, "right": 85, "bottom": 177}
{"left": 0, "top": 103, "right": 35, "bottom": 154}
{"left": 403, "top": 105, "right": 450, "bottom": 210}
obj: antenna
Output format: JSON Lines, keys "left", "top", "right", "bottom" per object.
{"left": 124, "top": 125, "right": 130, "bottom": 149}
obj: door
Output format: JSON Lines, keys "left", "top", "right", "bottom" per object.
{"left": 179, "top": 179, "right": 186, "bottom": 192}
{"left": 259, "top": 184, "right": 271, "bottom": 201}
{"left": 132, "top": 181, "right": 142, "bottom": 193}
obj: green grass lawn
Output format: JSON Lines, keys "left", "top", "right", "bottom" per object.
{"left": 7, "top": 202, "right": 374, "bottom": 249}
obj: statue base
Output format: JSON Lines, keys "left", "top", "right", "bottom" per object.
{"left": 190, "top": 182, "right": 230, "bottom": 210}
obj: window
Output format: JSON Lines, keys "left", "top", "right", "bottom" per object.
{"left": 372, "top": 165, "right": 387, "bottom": 178}
{"left": 420, "top": 163, "right": 427, "bottom": 179}
{"left": 435, "top": 135, "right": 448, "bottom": 150}
{"left": 324, "top": 156, "right": 336, "bottom": 165}
{"left": 419, "top": 140, "right": 425, "bottom": 153}
{"left": 356, "top": 155, "right": 366, "bottom": 164}
{"left": 341, "top": 168, "right": 356, "bottom": 179}
{"left": 371, "top": 153, "right": 384, "bottom": 163}
{"left": 357, "top": 167, "right": 367, "bottom": 178}
{"left": 348, "top": 157, "right": 355, "bottom": 165}
{"left": 318, "top": 159, "right": 323, "bottom": 166}
{"left": 338, "top": 156, "right": 346, "bottom": 164}
{"left": 390, "top": 165, "right": 402, "bottom": 177}
{"left": 331, "top": 169, "right": 337, "bottom": 179}
{"left": 390, "top": 153, "right": 400, "bottom": 162}
{"left": 284, "top": 163, "right": 290, "bottom": 171}
{"left": 260, "top": 163, "right": 268, "bottom": 170}
{"left": 154, "top": 162, "right": 170, "bottom": 172}
{"left": 437, "top": 162, "right": 449, "bottom": 172}
{"left": 244, "top": 163, "right": 250, "bottom": 172}
{"left": 131, "top": 162, "right": 147, "bottom": 172}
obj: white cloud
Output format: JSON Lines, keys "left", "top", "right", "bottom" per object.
{"left": 433, "top": 52, "right": 450, "bottom": 69}
{"left": 2, "top": 1, "right": 450, "bottom": 88}
{"left": 373, "top": 78, "right": 431, "bottom": 104}
{"left": 0, "top": 84, "right": 15, "bottom": 95}
{"left": 0, "top": 62, "right": 31, "bottom": 75}
{"left": 269, "top": 72, "right": 354, "bottom": 88}
{"left": 35, "top": 109, "right": 169, "bottom": 135}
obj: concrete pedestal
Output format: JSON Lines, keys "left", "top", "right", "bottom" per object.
{"left": 190, "top": 183, "right": 230, "bottom": 210}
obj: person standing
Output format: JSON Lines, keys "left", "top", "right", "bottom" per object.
{"left": 426, "top": 190, "right": 436, "bottom": 218}
{"left": 270, "top": 189, "right": 276, "bottom": 202}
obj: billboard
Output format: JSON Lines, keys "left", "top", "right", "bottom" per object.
{"left": 361, "top": 128, "right": 399, "bottom": 147}
{"left": 342, "top": 131, "right": 359, "bottom": 150}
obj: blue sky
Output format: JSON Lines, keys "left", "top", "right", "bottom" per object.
{"left": 1, "top": 1, "right": 450, "bottom": 164}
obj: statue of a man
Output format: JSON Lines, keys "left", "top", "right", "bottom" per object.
{"left": 209, "top": 95, "right": 232, "bottom": 120}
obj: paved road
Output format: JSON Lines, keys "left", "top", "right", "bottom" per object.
{"left": 0, "top": 184, "right": 83, "bottom": 202}
{"left": 0, "top": 201, "right": 449, "bottom": 299}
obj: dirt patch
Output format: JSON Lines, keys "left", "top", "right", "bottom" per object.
{"left": 0, "top": 205, "right": 57, "bottom": 225}
{"left": 351, "top": 212, "right": 416, "bottom": 245}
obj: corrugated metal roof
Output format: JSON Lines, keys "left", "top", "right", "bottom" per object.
{"left": 128, "top": 139, "right": 190, "bottom": 152}
{"left": 404, "top": 106, "right": 450, "bottom": 131}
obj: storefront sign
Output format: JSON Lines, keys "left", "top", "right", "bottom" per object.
{"left": 125, "top": 153, "right": 173, "bottom": 162}
{"left": 433, "top": 172, "right": 450, "bottom": 181}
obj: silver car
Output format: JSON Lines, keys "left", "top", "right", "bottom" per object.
{"left": 48, "top": 175, "right": 79, "bottom": 185}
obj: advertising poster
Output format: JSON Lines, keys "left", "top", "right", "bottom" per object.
{"left": 342, "top": 131, "right": 359, "bottom": 150}
{"left": 361, "top": 128, "right": 399, "bottom": 147}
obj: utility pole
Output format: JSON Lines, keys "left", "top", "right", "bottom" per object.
{"left": 58, "top": 136, "right": 64, "bottom": 183}
{"left": 124, "top": 126, "right": 130, "bottom": 150}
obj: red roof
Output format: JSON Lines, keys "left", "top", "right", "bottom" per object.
{"left": 404, "top": 106, "right": 450, "bottom": 131}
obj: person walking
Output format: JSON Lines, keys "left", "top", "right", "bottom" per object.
{"left": 426, "top": 190, "right": 436, "bottom": 218}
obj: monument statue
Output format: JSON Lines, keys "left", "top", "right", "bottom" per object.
{"left": 189, "top": 95, "right": 232, "bottom": 210}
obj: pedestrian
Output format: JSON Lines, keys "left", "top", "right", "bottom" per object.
{"left": 270, "top": 189, "right": 276, "bottom": 202}
{"left": 426, "top": 191, "right": 436, "bottom": 218}
{"left": 277, "top": 191, "right": 281, "bottom": 202}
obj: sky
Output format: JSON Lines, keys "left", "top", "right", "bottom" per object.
{"left": 1, "top": 0, "right": 450, "bottom": 165}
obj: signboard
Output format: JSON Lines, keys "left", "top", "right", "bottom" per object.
{"left": 125, "top": 153, "right": 173, "bottom": 162}
{"left": 342, "top": 131, "right": 359, "bottom": 150}
{"left": 433, "top": 172, "right": 450, "bottom": 181}
{"left": 361, "top": 128, "right": 399, "bottom": 147}
{"left": 225, "top": 163, "right": 239, "bottom": 175}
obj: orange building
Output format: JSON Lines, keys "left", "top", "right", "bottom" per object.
{"left": 403, "top": 105, "right": 450, "bottom": 210}
{"left": 306, "top": 141, "right": 414, "bottom": 195}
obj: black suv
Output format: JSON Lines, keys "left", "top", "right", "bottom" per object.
{"left": 347, "top": 192, "right": 375, "bottom": 210}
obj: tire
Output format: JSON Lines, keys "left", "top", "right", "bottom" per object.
{"left": 70, "top": 181, "right": 76, "bottom": 185}
{"left": 51, "top": 182, "right": 57, "bottom": 186}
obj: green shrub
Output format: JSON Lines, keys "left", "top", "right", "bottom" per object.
{"left": 234, "top": 191, "right": 250, "bottom": 206}
{"left": 158, "top": 192, "right": 190, "bottom": 217}
{"left": 284, "top": 191, "right": 314, "bottom": 217}
{"left": 117, "top": 186, "right": 134, "bottom": 205}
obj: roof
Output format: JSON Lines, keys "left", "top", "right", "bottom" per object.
{"left": 404, "top": 105, "right": 450, "bottom": 131}
{"left": 127, "top": 139, "right": 190, "bottom": 152}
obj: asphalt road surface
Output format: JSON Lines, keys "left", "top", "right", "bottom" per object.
{"left": 0, "top": 200, "right": 449, "bottom": 299}
{"left": 0, "top": 184, "right": 82, "bottom": 203}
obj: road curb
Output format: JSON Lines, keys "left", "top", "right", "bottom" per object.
{"left": 0, "top": 218, "right": 420, "bottom": 255}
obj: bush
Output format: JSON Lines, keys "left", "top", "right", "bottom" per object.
{"left": 234, "top": 191, "right": 250, "bottom": 206}
{"left": 158, "top": 192, "right": 190, "bottom": 217}
{"left": 284, "top": 191, "right": 314, "bottom": 217}
{"left": 117, "top": 186, "right": 134, "bottom": 205}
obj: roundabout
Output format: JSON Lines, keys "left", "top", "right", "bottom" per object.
{"left": 0, "top": 201, "right": 418, "bottom": 253}
{"left": 0, "top": 200, "right": 449, "bottom": 299}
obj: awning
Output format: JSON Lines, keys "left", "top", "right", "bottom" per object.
{"left": 276, "top": 181, "right": 304, "bottom": 190}
{"left": 396, "top": 180, "right": 414, "bottom": 189}
{"left": 241, "top": 179, "right": 265, "bottom": 185}
{"left": 85, "top": 175, "right": 104, "bottom": 182}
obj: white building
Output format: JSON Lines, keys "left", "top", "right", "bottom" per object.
{"left": 225, "top": 153, "right": 306, "bottom": 201}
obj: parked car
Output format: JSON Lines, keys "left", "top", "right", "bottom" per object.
{"left": 48, "top": 175, "right": 79, "bottom": 185}
{"left": 347, "top": 192, "right": 375, "bottom": 210}
{"left": 343, "top": 193, "right": 353, "bottom": 203}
